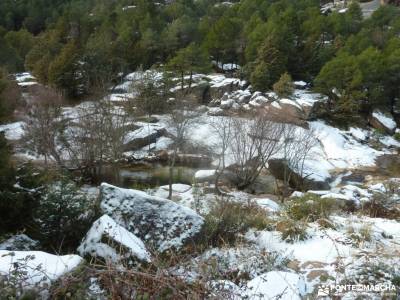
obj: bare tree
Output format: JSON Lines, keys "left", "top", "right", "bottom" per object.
{"left": 166, "top": 95, "right": 200, "bottom": 199}
{"left": 280, "top": 124, "right": 317, "bottom": 193}
{"left": 22, "top": 87, "right": 66, "bottom": 166}
{"left": 210, "top": 116, "right": 234, "bottom": 194}
{"left": 64, "top": 98, "right": 129, "bottom": 179}
{"left": 229, "top": 113, "right": 284, "bottom": 190}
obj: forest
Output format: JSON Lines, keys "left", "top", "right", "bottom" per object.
{"left": 0, "top": 0, "right": 399, "bottom": 114}
{"left": 1, "top": 0, "right": 400, "bottom": 299}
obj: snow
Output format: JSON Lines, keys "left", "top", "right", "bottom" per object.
{"left": 321, "top": 192, "right": 353, "bottom": 201}
{"left": 246, "top": 228, "right": 352, "bottom": 264}
{"left": 244, "top": 271, "right": 306, "bottom": 300}
{"left": 220, "top": 99, "right": 235, "bottom": 109}
{"left": 100, "top": 183, "right": 204, "bottom": 252}
{"left": 207, "top": 74, "right": 246, "bottom": 88}
{"left": 15, "top": 72, "right": 37, "bottom": 86}
{"left": 213, "top": 61, "right": 241, "bottom": 71}
{"left": 372, "top": 111, "right": 397, "bottom": 131}
{"left": 291, "top": 191, "right": 305, "bottom": 198}
{"left": 279, "top": 98, "right": 302, "bottom": 110}
{"left": 249, "top": 92, "right": 269, "bottom": 107}
{"left": 78, "top": 215, "right": 151, "bottom": 262}
{"left": 293, "top": 90, "right": 326, "bottom": 107}
{"left": 0, "top": 121, "right": 26, "bottom": 140}
{"left": 160, "top": 183, "right": 192, "bottom": 193}
{"left": 0, "top": 250, "right": 82, "bottom": 286}
{"left": 208, "top": 107, "right": 225, "bottom": 116}
{"left": 294, "top": 81, "right": 307, "bottom": 87}
{"left": 124, "top": 122, "right": 165, "bottom": 144}
{"left": 309, "top": 120, "right": 382, "bottom": 170}
{"left": 379, "top": 136, "right": 400, "bottom": 148}
{"left": 348, "top": 127, "right": 368, "bottom": 141}
{"left": 18, "top": 81, "right": 37, "bottom": 87}
{"left": 253, "top": 198, "right": 281, "bottom": 212}
{"left": 208, "top": 280, "right": 241, "bottom": 299}
{"left": 271, "top": 101, "right": 282, "bottom": 109}
{"left": 15, "top": 72, "right": 36, "bottom": 83}
{"left": 194, "top": 169, "right": 216, "bottom": 180}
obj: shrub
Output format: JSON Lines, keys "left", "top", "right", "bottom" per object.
{"left": 33, "top": 177, "right": 97, "bottom": 252}
{"left": 363, "top": 181, "right": 400, "bottom": 219}
{"left": 394, "top": 132, "right": 400, "bottom": 142}
{"left": 51, "top": 261, "right": 209, "bottom": 300}
{"left": 284, "top": 194, "right": 338, "bottom": 222}
{"left": 346, "top": 224, "right": 372, "bottom": 244}
{"left": 273, "top": 72, "right": 295, "bottom": 98}
{"left": 0, "top": 253, "right": 44, "bottom": 299}
{"left": 0, "top": 138, "right": 42, "bottom": 235}
{"left": 316, "top": 218, "right": 335, "bottom": 229}
{"left": 276, "top": 217, "right": 309, "bottom": 243}
{"left": 199, "top": 199, "right": 273, "bottom": 247}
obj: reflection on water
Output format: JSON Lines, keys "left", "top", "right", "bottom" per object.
{"left": 100, "top": 164, "right": 201, "bottom": 189}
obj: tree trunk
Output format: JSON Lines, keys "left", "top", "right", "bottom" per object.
{"left": 189, "top": 70, "right": 193, "bottom": 90}
{"left": 168, "top": 149, "right": 177, "bottom": 200}
{"left": 181, "top": 71, "right": 184, "bottom": 91}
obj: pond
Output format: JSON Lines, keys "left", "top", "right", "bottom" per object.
{"left": 97, "top": 163, "right": 204, "bottom": 190}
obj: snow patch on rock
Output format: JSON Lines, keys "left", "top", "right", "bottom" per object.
{"left": 78, "top": 215, "right": 151, "bottom": 262}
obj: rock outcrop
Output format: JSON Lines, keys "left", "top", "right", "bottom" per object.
{"left": 100, "top": 183, "right": 204, "bottom": 252}
{"left": 123, "top": 123, "right": 166, "bottom": 151}
{"left": 369, "top": 110, "right": 397, "bottom": 134}
{"left": 0, "top": 234, "right": 40, "bottom": 251}
{"left": 268, "top": 159, "right": 330, "bottom": 191}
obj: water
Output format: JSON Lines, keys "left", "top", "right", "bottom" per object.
{"left": 97, "top": 163, "right": 202, "bottom": 189}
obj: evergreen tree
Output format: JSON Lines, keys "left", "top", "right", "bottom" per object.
{"left": 249, "top": 38, "right": 287, "bottom": 91}
{"left": 167, "top": 43, "right": 211, "bottom": 91}
{"left": 48, "top": 41, "right": 83, "bottom": 97}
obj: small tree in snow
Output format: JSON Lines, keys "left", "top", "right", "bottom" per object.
{"left": 34, "top": 177, "right": 94, "bottom": 250}
{"left": 273, "top": 72, "right": 295, "bottom": 98}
